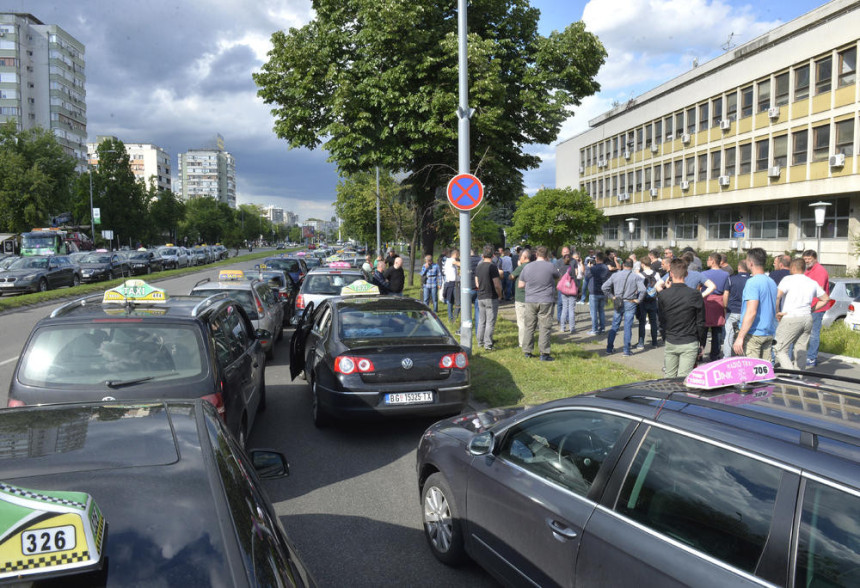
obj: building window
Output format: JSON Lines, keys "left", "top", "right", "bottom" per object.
{"left": 647, "top": 214, "right": 670, "bottom": 240}
{"left": 816, "top": 56, "right": 833, "bottom": 95}
{"left": 757, "top": 79, "right": 771, "bottom": 112}
{"left": 603, "top": 220, "right": 619, "bottom": 240}
{"left": 795, "top": 64, "right": 810, "bottom": 101}
{"left": 665, "top": 116, "right": 673, "bottom": 141}
{"left": 725, "top": 146, "right": 736, "bottom": 176}
{"left": 726, "top": 91, "right": 738, "bottom": 121}
{"left": 645, "top": 124, "right": 652, "bottom": 148}
{"left": 598, "top": 179, "right": 604, "bottom": 197}
{"left": 663, "top": 162, "right": 671, "bottom": 187}
{"left": 755, "top": 139, "right": 769, "bottom": 172}
{"left": 636, "top": 128, "right": 643, "bottom": 151}
{"left": 712, "top": 97, "right": 723, "bottom": 127}
{"left": 793, "top": 129, "right": 809, "bottom": 165}
{"left": 774, "top": 72, "right": 789, "bottom": 106}
{"left": 675, "top": 112, "right": 684, "bottom": 138}
{"left": 748, "top": 203, "right": 790, "bottom": 239}
{"left": 644, "top": 167, "right": 652, "bottom": 190}
{"left": 635, "top": 169, "right": 642, "bottom": 192}
{"left": 674, "top": 160, "right": 683, "bottom": 185}
{"left": 676, "top": 212, "right": 699, "bottom": 240}
{"left": 741, "top": 86, "right": 753, "bottom": 118}
{"left": 698, "top": 153, "right": 708, "bottom": 181}
{"left": 654, "top": 120, "right": 662, "bottom": 145}
{"left": 710, "top": 150, "right": 721, "bottom": 178}
{"left": 627, "top": 171, "right": 633, "bottom": 192}
{"left": 813, "top": 124, "right": 830, "bottom": 162}
{"left": 685, "top": 156, "right": 695, "bottom": 182}
{"left": 627, "top": 130, "right": 635, "bottom": 150}
{"left": 654, "top": 164, "right": 662, "bottom": 189}
{"left": 836, "top": 119, "right": 854, "bottom": 156}
{"left": 739, "top": 144, "right": 752, "bottom": 174}
{"left": 838, "top": 46, "right": 856, "bottom": 88}
{"left": 613, "top": 136, "right": 619, "bottom": 159}
{"left": 612, "top": 175, "right": 618, "bottom": 196}
{"left": 708, "top": 208, "right": 741, "bottom": 239}
{"left": 773, "top": 135, "right": 788, "bottom": 168}
{"left": 800, "top": 197, "right": 850, "bottom": 239}
{"left": 699, "top": 104, "right": 708, "bottom": 132}
{"left": 686, "top": 107, "right": 696, "bottom": 134}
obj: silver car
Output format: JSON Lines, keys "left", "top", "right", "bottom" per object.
{"left": 157, "top": 246, "right": 190, "bottom": 269}
{"left": 823, "top": 278, "right": 860, "bottom": 327}
{"left": 291, "top": 267, "right": 365, "bottom": 325}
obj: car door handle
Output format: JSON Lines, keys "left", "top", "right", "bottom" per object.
{"left": 547, "top": 519, "right": 577, "bottom": 541}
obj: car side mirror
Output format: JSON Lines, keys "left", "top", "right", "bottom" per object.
{"left": 255, "top": 328, "right": 272, "bottom": 340}
{"left": 468, "top": 431, "right": 494, "bottom": 456}
{"left": 250, "top": 449, "right": 290, "bottom": 479}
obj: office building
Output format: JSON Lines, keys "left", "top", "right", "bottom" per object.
{"left": 263, "top": 205, "right": 284, "bottom": 225}
{"left": 87, "top": 137, "right": 172, "bottom": 192}
{"left": 0, "top": 13, "right": 87, "bottom": 165}
{"left": 557, "top": 0, "right": 859, "bottom": 271}
{"left": 177, "top": 134, "right": 236, "bottom": 208}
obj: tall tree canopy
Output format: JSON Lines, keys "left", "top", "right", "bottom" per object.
{"left": 509, "top": 187, "right": 605, "bottom": 253}
{"left": 254, "top": 0, "right": 605, "bottom": 253}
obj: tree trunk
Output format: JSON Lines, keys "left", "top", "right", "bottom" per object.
{"left": 408, "top": 206, "right": 420, "bottom": 287}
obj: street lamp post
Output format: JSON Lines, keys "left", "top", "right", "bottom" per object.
{"left": 809, "top": 201, "right": 831, "bottom": 262}
{"left": 625, "top": 218, "right": 638, "bottom": 248}
{"left": 88, "top": 169, "right": 95, "bottom": 242}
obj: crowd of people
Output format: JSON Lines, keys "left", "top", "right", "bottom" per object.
{"left": 361, "top": 244, "right": 834, "bottom": 377}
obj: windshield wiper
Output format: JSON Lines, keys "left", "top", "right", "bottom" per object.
{"left": 104, "top": 376, "right": 155, "bottom": 388}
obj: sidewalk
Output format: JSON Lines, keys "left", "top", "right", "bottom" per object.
{"left": 494, "top": 299, "right": 860, "bottom": 383}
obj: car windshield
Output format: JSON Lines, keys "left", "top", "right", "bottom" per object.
{"left": 196, "top": 288, "right": 258, "bottom": 320}
{"left": 9, "top": 257, "right": 48, "bottom": 269}
{"left": 302, "top": 274, "right": 362, "bottom": 295}
{"left": 159, "top": 248, "right": 178, "bottom": 255}
{"left": 264, "top": 259, "right": 299, "bottom": 272}
{"left": 18, "top": 324, "right": 205, "bottom": 386}
{"left": 82, "top": 253, "right": 112, "bottom": 263}
{"left": 129, "top": 252, "right": 150, "bottom": 260}
{"left": 304, "top": 258, "right": 321, "bottom": 268}
{"left": 339, "top": 308, "right": 448, "bottom": 339}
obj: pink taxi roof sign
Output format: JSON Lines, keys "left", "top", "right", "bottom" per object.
{"left": 328, "top": 261, "right": 351, "bottom": 269}
{"left": 684, "top": 357, "right": 774, "bottom": 390}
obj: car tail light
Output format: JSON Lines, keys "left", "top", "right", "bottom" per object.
{"left": 440, "top": 352, "right": 468, "bottom": 369}
{"left": 334, "top": 356, "right": 375, "bottom": 374}
{"left": 6, "top": 399, "right": 25, "bottom": 408}
{"left": 202, "top": 390, "right": 226, "bottom": 419}
{"left": 279, "top": 291, "right": 288, "bottom": 300}
{"left": 254, "top": 294, "right": 265, "bottom": 315}
{"left": 296, "top": 294, "right": 305, "bottom": 309}
{"left": 850, "top": 303, "right": 855, "bottom": 313}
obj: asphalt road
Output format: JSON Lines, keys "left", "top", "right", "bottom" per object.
{"left": 0, "top": 251, "right": 498, "bottom": 587}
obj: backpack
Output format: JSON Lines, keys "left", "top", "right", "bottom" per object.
{"left": 642, "top": 270, "right": 658, "bottom": 299}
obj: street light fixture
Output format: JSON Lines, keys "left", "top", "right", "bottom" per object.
{"left": 625, "top": 217, "right": 638, "bottom": 245}
{"left": 809, "top": 201, "right": 831, "bottom": 261}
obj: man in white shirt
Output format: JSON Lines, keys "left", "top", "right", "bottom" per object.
{"left": 774, "top": 258, "right": 830, "bottom": 370}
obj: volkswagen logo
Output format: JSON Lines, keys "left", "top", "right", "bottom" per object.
{"left": 401, "top": 358, "right": 414, "bottom": 370}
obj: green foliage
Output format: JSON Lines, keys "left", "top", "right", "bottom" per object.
{"left": 288, "top": 225, "right": 303, "bottom": 243}
{"left": 148, "top": 189, "right": 185, "bottom": 244}
{"left": 180, "top": 197, "right": 236, "bottom": 244}
{"left": 334, "top": 171, "right": 413, "bottom": 245}
{"left": 0, "top": 121, "right": 77, "bottom": 232}
{"left": 819, "top": 322, "right": 860, "bottom": 358}
{"left": 510, "top": 187, "right": 605, "bottom": 253}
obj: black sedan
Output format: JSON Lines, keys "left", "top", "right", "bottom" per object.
{"left": 124, "top": 250, "right": 165, "bottom": 275}
{"left": 0, "top": 400, "right": 314, "bottom": 586}
{"left": 78, "top": 251, "right": 129, "bottom": 282}
{"left": 0, "top": 255, "right": 80, "bottom": 293}
{"left": 289, "top": 296, "right": 469, "bottom": 427}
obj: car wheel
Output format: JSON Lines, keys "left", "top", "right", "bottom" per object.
{"left": 38, "top": 278, "right": 48, "bottom": 292}
{"left": 72, "top": 275, "right": 80, "bottom": 287}
{"left": 422, "top": 473, "right": 467, "bottom": 565}
{"left": 258, "top": 372, "right": 267, "bottom": 412}
{"left": 311, "top": 378, "right": 330, "bottom": 428}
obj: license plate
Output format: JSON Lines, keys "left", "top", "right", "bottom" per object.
{"left": 0, "top": 282, "right": 12, "bottom": 287}
{"left": 384, "top": 392, "right": 434, "bottom": 405}
{"left": 21, "top": 525, "right": 76, "bottom": 555}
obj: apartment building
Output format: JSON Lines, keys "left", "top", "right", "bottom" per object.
{"left": 0, "top": 13, "right": 87, "bottom": 165}
{"left": 557, "top": 0, "right": 859, "bottom": 271}
{"left": 177, "top": 135, "right": 236, "bottom": 208}
{"left": 87, "top": 138, "right": 172, "bottom": 192}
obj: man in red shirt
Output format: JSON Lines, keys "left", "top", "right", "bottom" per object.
{"left": 802, "top": 249, "right": 833, "bottom": 368}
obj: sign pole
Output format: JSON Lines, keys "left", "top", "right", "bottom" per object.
{"left": 457, "top": 0, "right": 473, "bottom": 353}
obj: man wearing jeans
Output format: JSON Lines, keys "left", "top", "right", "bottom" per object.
{"left": 602, "top": 259, "right": 645, "bottom": 356}
{"left": 519, "top": 246, "right": 560, "bottom": 361}
{"left": 774, "top": 258, "right": 830, "bottom": 369}
{"left": 721, "top": 260, "right": 750, "bottom": 358}
{"left": 733, "top": 248, "right": 778, "bottom": 359}
{"left": 585, "top": 252, "right": 609, "bottom": 334}
{"left": 803, "top": 249, "right": 832, "bottom": 368}
{"left": 420, "top": 254, "right": 441, "bottom": 312}
{"left": 658, "top": 258, "right": 706, "bottom": 377}
{"left": 475, "top": 245, "right": 502, "bottom": 350}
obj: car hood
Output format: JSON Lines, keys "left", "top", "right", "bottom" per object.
{"left": 1, "top": 268, "right": 45, "bottom": 278}
{"left": 80, "top": 262, "right": 111, "bottom": 269}
{"left": 430, "top": 406, "right": 525, "bottom": 436}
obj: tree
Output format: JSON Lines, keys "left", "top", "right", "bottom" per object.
{"left": 0, "top": 121, "right": 77, "bottom": 233}
{"left": 149, "top": 189, "right": 186, "bottom": 244}
{"left": 509, "top": 187, "right": 605, "bottom": 253}
{"left": 180, "top": 197, "right": 235, "bottom": 244}
{"left": 254, "top": 0, "right": 605, "bottom": 254}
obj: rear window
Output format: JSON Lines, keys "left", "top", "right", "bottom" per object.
{"left": 302, "top": 273, "right": 362, "bottom": 295}
{"left": 339, "top": 308, "right": 448, "bottom": 339}
{"left": 196, "top": 287, "right": 258, "bottom": 320}
{"left": 19, "top": 323, "right": 205, "bottom": 387}
{"left": 265, "top": 259, "right": 299, "bottom": 272}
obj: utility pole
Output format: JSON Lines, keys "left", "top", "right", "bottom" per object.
{"left": 375, "top": 166, "right": 382, "bottom": 257}
{"left": 457, "top": 0, "right": 473, "bottom": 353}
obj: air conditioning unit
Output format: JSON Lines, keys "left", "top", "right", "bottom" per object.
{"left": 650, "top": 144, "right": 659, "bottom": 153}
{"left": 768, "top": 107, "right": 780, "bottom": 119}
{"left": 793, "top": 241, "right": 805, "bottom": 251}
{"left": 618, "top": 192, "right": 629, "bottom": 201}
{"left": 597, "top": 158, "right": 606, "bottom": 168}
{"left": 681, "top": 133, "right": 691, "bottom": 144}
{"left": 729, "top": 240, "right": 739, "bottom": 249}
{"left": 718, "top": 175, "right": 730, "bottom": 186}
{"left": 720, "top": 119, "right": 731, "bottom": 131}
{"left": 830, "top": 153, "right": 846, "bottom": 167}
{"left": 619, "top": 240, "right": 626, "bottom": 248}
{"left": 768, "top": 165, "right": 781, "bottom": 178}
{"left": 0, "top": 32, "right": 5, "bottom": 37}
{"left": 680, "top": 180, "right": 690, "bottom": 190}
{"left": 623, "top": 150, "right": 631, "bottom": 160}
{"left": 649, "top": 188, "right": 658, "bottom": 197}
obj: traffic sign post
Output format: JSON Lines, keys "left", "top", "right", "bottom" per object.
{"left": 733, "top": 221, "right": 745, "bottom": 258}
{"left": 456, "top": 0, "right": 474, "bottom": 353}
{"left": 447, "top": 174, "right": 484, "bottom": 211}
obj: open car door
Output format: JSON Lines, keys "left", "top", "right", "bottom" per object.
{"left": 289, "top": 301, "right": 315, "bottom": 380}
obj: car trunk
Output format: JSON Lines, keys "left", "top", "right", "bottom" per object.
{"left": 342, "top": 340, "right": 462, "bottom": 383}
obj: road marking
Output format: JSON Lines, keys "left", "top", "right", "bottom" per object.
{"left": 0, "top": 356, "right": 18, "bottom": 367}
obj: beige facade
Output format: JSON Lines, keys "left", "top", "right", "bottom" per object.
{"left": 87, "top": 139, "right": 172, "bottom": 192}
{"left": 556, "top": 0, "right": 860, "bottom": 271}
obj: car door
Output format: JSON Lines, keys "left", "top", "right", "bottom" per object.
{"left": 304, "top": 305, "right": 332, "bottom": 380}
{"left": 45, "top": 257, "right": 63, "bottom": 288}
{"left": 210, "top": 309, "right": 247, "bottom": 437}
{"left": 289, "top": 301, "right": 315, "bottom": 380}
{"left": 465, "top": 408, "right": 635, "bottom": 588}
{"left": 225, "top": 307, "right": 260, "bottom": 431}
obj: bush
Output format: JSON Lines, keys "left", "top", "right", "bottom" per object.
{"left": 819, "top": 322, "right": 860, "bottom": 358}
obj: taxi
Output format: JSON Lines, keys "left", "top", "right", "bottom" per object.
{"left": 8, "top": 280, "right": 268, "bottom": 447}
{"left": 250, "top": 265, "right": 297, "bottom": 326}
{"left": 417, "top": 359, "right": 860, "bottom": 587}
{"left": 191, "top": 270, "right": 284, "bottom": 359}
{"left": 0, "top": 400, "right": 314, "bottom": 586}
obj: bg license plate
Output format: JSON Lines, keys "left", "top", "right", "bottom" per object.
{"left": 384, "top": 392, "right": 434, "bottom": 405}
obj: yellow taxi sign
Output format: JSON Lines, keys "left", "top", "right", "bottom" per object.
{"left": 0, "top": 482, "right": 106, "bottom": 581}
{"left": 103, "top": 280, "right": 167, "bottom": 304}
{"left": 218, "top": 270, "right": 245, "bottom": 281}
{"left": 340, "top": 280, "right": 380, "bottom": 296}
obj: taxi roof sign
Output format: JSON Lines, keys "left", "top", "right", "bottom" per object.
{"left": 328, "top": 261, "right": 351, "bottom": 269}
{"left": 340, "top": 280, "right": 379, "bottom": 296}
{"left": 684, "top": 357, "right": 774, "bottom": 390}
{"left": 0, "top": 482, "right": 106, "bottom": 581}
{"left": 218, "top": 270, "right": 245, "bottom": 282}
{"left": 103, "top": 280, "right": 167, "bottom": 304}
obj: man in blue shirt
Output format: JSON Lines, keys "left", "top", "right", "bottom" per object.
{"left": 721, "top": 260, "right": 751, "bottom": 358}
{"left": 733, "top": 248, "right": 778, "bottom": 359}
{"left": 420, "top": 254, "right": 441, "bottom": 312}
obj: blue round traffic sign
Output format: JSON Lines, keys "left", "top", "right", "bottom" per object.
{"left": 734, "top": 221, "right": 745, "bottom": 233}
{"left": 447, "top": 174, "right": 484, "bottom": 211}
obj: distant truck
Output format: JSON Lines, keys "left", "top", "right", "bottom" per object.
{"left": 20, "top": 228, "right": 75, "bottom": 256}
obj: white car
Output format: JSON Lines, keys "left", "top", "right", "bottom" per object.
{"left": 845, "top": 300, "right": 860, "bottom": 332}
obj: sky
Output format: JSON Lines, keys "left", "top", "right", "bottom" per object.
{"left": 15, "top": 0, "right": 820, "bottom": 223}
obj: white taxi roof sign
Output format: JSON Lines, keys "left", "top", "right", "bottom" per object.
{"left": 218, "top": 270, "right": 245, "bottom": 281}
{"left": 0, "top": 482, "right": 106, "bottom": 581}
{"left": 103, "top": 280, "right": 167, "bottom": 304}
{"left": 340, "top": 280, "right": 379, "bottom": 296}
{"left": 684, "top": 357, "right": 774, "bottom": 390}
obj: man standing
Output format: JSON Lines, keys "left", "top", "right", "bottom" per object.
{"left": 702, "top": 253, "right": 730, "bottom": 361}
{"left": 803, "top": 249, "right": 833, "bottom": 368}
{"left": 658, "top": 258, "right": 706, "bottom": 378}
{"left": 585, "top": 252, "right": 609, "bottom": 334}
{"left": 722, "top": 260, "right": 751, "bottom": 358}
{"left": 475, "top": 245, "right": 502, "bottom": 350}
{"left": 443, "top": 249, "right": 460, "bottom": 322}
{"left": 499, "top": 248, "right": 513, "bottom": 301}
{"left": 769, "top": 254, "right": 791, "bottom": 286}
{"left": 385, "top": 249, "right": 398, "bottom": 268}
{"left": 648, "top": 249, "right": 664, "bottom": 276}
{"left": 733, "top": 248, "right": 778, "bottom": 359}
{"left": 602, "top": 259, "right": 645, "bottom": 356}
{"left": 510, "top": 249, "right": 533, "bottom": 349}
{"left": 519, "top": 246, "right": 560, "bottom": 361}
{"left": 371, "top": 260, "right": 391, "bottom": 294}
{"left": 421, "top": 254, "right": 441, "bottom": 312}
{"left": 774, "top": 259, "right": 830, "bottom": 369}
{"left": 383, "top": 257, "right": 405, "bottom": 295}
